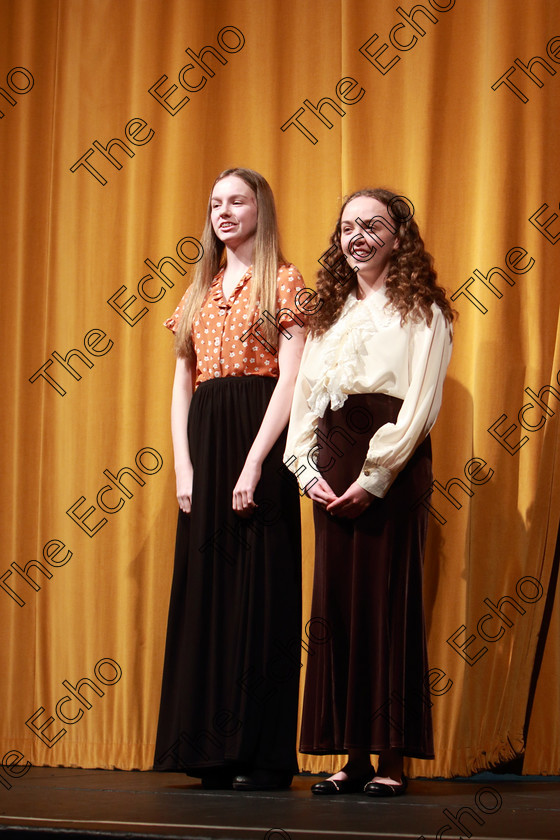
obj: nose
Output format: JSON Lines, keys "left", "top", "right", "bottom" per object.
{"left": 349, "top": 231, "right": 368, "bottom": 250}
{"left": 353, "top": 230, "right": 366, "bottom": 244}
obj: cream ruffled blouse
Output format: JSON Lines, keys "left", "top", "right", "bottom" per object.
{"left": 284, "top": 286, "right": 453, "bottom": 498}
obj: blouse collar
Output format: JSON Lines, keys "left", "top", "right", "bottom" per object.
{"left": 210, "top": 264, "right": 253, "bottom": 308}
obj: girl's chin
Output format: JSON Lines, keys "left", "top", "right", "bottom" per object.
{"left": 216, "top": 234, "right": 255, "bottom": 250}
{"left": 348, "top": 259, "right": 389, "bottom": 276}
{"left": 216, "top": 233, "right": 238, "bottom": 245}
{"left": 349, "top": 261, "right": 375, "bottom": 273}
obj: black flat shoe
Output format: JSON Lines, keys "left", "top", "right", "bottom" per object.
{"left": 364, "top": 775, "right": 408, "bottom": 797}
{"left": 232, "top": 769, "right": 293, "bottom": 791}
{"left": 311, "top": 773, "right": 371, "bottom": 795}
{"left": 198, "top": 768, "right": 234, "bottom": 789}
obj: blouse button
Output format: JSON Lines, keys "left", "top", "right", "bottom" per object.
{"left": 364, "top": 470, "right": 370, "bottom": 476}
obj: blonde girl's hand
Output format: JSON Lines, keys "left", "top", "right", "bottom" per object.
{"left": 232, "top": 459, "right": 262, "bottom": 517}
{"left": 326, "top": 480, "right": 374, "bottom": 519}
{"left": 176, "top": 465, "right": 193, "bottom": 514}
{"left": 306, "top": 477, "right": 338, "bottom": 508}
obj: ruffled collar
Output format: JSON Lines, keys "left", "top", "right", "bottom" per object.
{"left": 306, "top": 288, "right": 397, "bottom": 417}
{"left": 209, "top": 265, "right": 252, "bottom": 309}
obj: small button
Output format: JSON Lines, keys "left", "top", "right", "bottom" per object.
{"left": 364, "top": 470, "right": 370, "bottom": 476}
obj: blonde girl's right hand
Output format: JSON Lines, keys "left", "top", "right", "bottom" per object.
{"left": 176, "top": 465, "right": 193, "bottom": 514}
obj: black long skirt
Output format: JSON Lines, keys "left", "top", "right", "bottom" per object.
{"left": 300, "top": 393, "right": 435, "bottom": 759}
{"left": 154, "top": 376, "right": 302, "bottom": 775}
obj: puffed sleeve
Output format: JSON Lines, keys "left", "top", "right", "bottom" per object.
{"left": 356, "top": 306, "right": 453, "bottom": 498}
{"left": 163, "top": 287, "right": 190, "bottom": 334}
{"left": 284, "top": 336, "right": 322, "bottom": 491}
{"left": 275, "top": 264, "right": 306, "bottom": 327}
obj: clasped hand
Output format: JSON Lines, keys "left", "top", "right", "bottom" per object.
{"left": 307, "top": 477, "right": 374, "bottom": 519}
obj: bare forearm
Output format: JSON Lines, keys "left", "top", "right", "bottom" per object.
{"left": 245, "top": 326, "right": 305, "bottom": 467}
{"left": 244, "top": 375, "right": 297, "bottom": 467}
{"left": 171, "top": 357, "right": 193, "bottom": 471}
{"left": 232, "top": 326, "right": 305, "bottom": 514}
{"left": 171, "top": 357, "right": 194, "bottom": 513}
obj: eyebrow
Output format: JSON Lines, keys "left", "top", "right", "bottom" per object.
{"left": 341, "top": 216, "right": 386, "bottom": 229}
{"left": 212, "top": 193, "right": 250, "bottom": 201}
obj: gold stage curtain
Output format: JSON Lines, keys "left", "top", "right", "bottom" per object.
{"left": 1, "top": 0, "right": 560, "bottom": 780}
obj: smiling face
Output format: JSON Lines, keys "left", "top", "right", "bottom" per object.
{"left": 340, "top": 196, "right": 399, "bottom": 279}
{"left": 210, "top": 174, "right": 258, "bottom": 250}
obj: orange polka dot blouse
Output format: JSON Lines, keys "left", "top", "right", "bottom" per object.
{"left": 164, "top": 263, "right": 305, "bottom": 389}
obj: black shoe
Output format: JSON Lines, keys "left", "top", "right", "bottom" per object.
{"left": 198, "top": 768, "right": 234, "bottom": 790}
{"left": 364, "top": 775, "right": 408, "bottom": 796}
{"left": 311, "top": 773, "right": 372, "bottom": 795}
{"left": 232, "top": 769, "right": 293, "bottom": 791}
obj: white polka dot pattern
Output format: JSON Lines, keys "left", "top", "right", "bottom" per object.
{"left": 164, "top": 264, "right": 305, "bottom": 388}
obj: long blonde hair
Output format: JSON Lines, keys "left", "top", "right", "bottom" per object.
{"left": 175, "top": 168, "right": 286, "bottom": 359}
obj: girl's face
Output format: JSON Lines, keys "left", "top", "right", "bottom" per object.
{"left": 340, "top": 196, "right": 399, "bottom": 277}
{"left": 210, "top": 175, "right": 258, "bottom": 249}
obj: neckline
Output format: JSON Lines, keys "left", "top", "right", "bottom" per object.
{"left": 217, "top": 264, "right": 252, "bottom": 303}
{"left": 354, "top": 282, "right": 386, "bottom": 302}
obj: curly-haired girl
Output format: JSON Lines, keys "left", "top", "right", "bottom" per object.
{"left": 285, "top": 188, "right": 454, "bottom": 797}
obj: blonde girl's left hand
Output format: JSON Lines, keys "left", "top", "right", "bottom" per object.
{"left": 232, "top": 459, "right": 262, "bottom": 517}
{"left": 326, "top": 480, "right": 374, "bottom": 519}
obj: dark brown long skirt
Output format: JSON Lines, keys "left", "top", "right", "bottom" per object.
{"left": 154, "top": 376, "right": 302, "bottom": 776}
{"left": 300, "top": 392, "right": 435, "bottom": 759}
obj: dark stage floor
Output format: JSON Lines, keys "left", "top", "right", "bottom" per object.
{"left": 0, "top": 768, "right": 559, "bottom": 840}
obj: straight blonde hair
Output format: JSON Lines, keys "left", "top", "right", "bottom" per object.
{"left": 175, "top": 168, "right": 286, "bottom": 359}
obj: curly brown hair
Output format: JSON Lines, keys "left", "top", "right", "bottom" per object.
{"left": 308, "top": 188, "right": 455, "bottom": 337}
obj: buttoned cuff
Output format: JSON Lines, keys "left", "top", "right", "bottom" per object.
{"left": 356, "top": 464, "right": 393, "bottom": 498}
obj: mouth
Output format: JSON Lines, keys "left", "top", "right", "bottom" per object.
{"left": 220, "top": 222, "right": 236, "bottom": 231}
{"left": 351, "top": 248, "right": 372, "bottom": 260}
